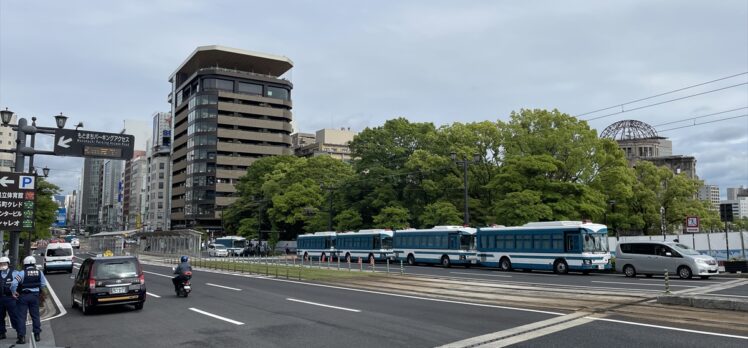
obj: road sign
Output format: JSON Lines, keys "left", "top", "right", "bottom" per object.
{"left": 54, "top": 129, "right": 134, "bottom": 160}
{"left": 0, "top": 171, "right": 36, "bottom": 231}
{"left": 685, "top": 216, "right": 699, "bottom": 233}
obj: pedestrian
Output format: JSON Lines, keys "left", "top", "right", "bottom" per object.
{"left": 11, "top": 256, "right": 47, "bottom": 344}
{"left": 0, "top": 257, "right": 19, "bottom": 340}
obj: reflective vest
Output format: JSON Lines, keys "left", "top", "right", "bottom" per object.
{"left": 1, "top": 271, "right": 12, "bottom": 296}
{"left": 20, "top": 265, "right": 41, "bottom": 291}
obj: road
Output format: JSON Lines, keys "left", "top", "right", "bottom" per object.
{"left": 41, "top": 253, "right": 748, "bottom": 348}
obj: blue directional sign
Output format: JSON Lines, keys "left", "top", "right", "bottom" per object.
{"left": 55, "top": 207, "right": 67, "bottom": 227}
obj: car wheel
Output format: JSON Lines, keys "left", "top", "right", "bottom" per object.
{"left": 407, "top": 254, "right": 416, "bottom": 266}
{"left": 441, "top": 256, "right": 451, "bottom": 268}
{"left": 623, "top": 265, "right": 636, "bottom": 277}
{"left": 553, "top": 260, "right": 568, "bottom": 274}
{"left": 678, "top": 266, "right": 693, "bottom": 279}
{"left": 81, "top": 297, "right": 91, "bottom": 315}
{"left": 499, "top": 257, "right": 512, "bottom": 272}
{"left": 134, "top": 301, "right": 144, "bottom": 310}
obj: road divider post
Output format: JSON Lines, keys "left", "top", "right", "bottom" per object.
{"left": 664, "top": 269, "right": 671, "bottom": 294}
{"left": 400, "top": 260, "right": 404, "bottom": 275}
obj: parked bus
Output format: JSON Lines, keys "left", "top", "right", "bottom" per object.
{"left": 393, "top": 226, "right": 478, "bottom": 267}
{"left": 214, "top": 236, "right": 248, "bottom": 256}
{"left": 477, "top": 221, "right": 611, "bottom": 274}
{"left": 336, "top": 229, "right": 394, "bottom": 263}
{"left": 296, "top": 232, "right": 337, "bottom": 261}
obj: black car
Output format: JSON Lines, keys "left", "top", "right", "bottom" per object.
{"left": 71, "top": 256, "right": 146, "bottom": 314}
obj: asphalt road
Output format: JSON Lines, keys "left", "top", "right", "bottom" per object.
{"left": 41, "top": 252, "right": 747, "bottom": 348}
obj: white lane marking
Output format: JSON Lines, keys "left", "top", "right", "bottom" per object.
{"left": 450, "top": 271, "right": 512, "bottom": 278}
{"left": 206, "top": 283, "right": 241, "bottom": 291}
{"left": 41, "top": 278, "right": 67, "bottom": 323}
{"left": 287, "top": 298, "right": 361, "bottom": 312}
{"left": 591, "top": 280, "right": 698, "bottom": 288}
{"left": 633, "top": 278, "right": 723, "bottom": 284}
{"left": 188, "top": 307, "right": 244, "bottom": 325}
{"left": 140, "top": 262, "right": 564, "bottom": 315}
{"left": 146, "top": 292, "right": 161, "bottom": 298}
{"left": 73, "top": 263, "right": 81, "bottom": 267}
{"left": 589, "top": 317, "right": 748, "bottom": 340}
{"left": 143, "top": 270, "right": 172, "bottom": 278}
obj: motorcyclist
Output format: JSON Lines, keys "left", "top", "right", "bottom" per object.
{"left": 172, "top": 256, "right": 192, "bottom": 292}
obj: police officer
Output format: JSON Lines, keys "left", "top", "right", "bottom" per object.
{"left": 0, "top": 257, "right": 18, "bottom": 340}
{"left": 11, "top": 256, "right": 48, "bottom": 344}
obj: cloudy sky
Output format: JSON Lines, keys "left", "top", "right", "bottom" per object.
{"left": 1, "top": 0, "right": 746, "bottom": 198}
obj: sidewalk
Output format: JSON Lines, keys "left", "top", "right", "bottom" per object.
{"left": 657, "top": 278, "right": 748, "bottom": 312}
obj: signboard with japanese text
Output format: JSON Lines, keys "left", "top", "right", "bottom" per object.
{"left": 0, "top": 171, "right": 36, "bottom": 231}
{"left": 685, "top": 216, "right": 700, "bottom": 233}
{"left": 54, "top": 129, "right": 135, "bottom": 160}
{"left": 55, "top": 207, "right": 67, "bottom": 227}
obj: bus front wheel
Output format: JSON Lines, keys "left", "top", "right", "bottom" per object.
{"left": 553, "top": 260, "right": 568, "bottom": 274}
{"left": 441, "top": 256, "right": 451, "bottom": 268}
{"left": 499, "top": 257, "right": 512, "bottom": 272}
{"left": 407, "top": 254, "right": 416, "bottom": 266}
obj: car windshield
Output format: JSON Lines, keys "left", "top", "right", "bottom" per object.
{"left": 95, "top": 260, "right": 138, "bottom": 278}
{"left": 672, "top": 243, "right": 701, "bottom": 255}
{"left": 46, "top": 248, "right": 72, "bottom": 257}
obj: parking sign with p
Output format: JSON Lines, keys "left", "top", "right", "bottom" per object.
{"left": 19, "top": 175, "right": 35, "bottom": 190}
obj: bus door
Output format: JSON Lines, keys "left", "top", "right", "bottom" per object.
{"left": 564, "top": 230, "right": 581, "bottom": 253}
{"left": 449, "top": 234, "right": 459, "bottom": 250}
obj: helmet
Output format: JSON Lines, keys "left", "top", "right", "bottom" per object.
{"left": 0, "top": 257, "right": 9, "bottom": 264}
{"left": 180, "top": 255, "right": 189, "bottom": 263}
{"left": 23, "top": 256, "right": 36, "bottom": 265}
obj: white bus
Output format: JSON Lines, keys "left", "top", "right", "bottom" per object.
{"left": 477, "top": 221, "right": 611, "bottom": 274}
{"left": 214, "top": 236, "right": 248, "bottom": 256}
{"left": 296, "top": 231, "right": 337, "bottom": 261}
{"left": 335, "top": 229, "right": 394, "bottom": 263}
{"left": 393, "top": 226, "right": 478, "bottom": 267}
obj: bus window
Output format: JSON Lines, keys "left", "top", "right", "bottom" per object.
{"left": 373, "top": 236, "right": 381, "bottom": 249}
{"left": 381, "top": 235, "right": 392, "bottom": 249}
{"left": 460, "top": 234, "right": 475, "bottom": 251}
{"left": 565, "top": 231, "right": 580, "bottom": 252}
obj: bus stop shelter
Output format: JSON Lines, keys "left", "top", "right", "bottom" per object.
{"left": 135, "top": 229, "right": 203, "bottom": 258}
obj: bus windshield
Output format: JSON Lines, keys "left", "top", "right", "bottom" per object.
{"left": 582, "top": 233, "right": 608, "bottom": 253}
{"left": 460, "top": 234, "right": 476, "bottom": 251}
{"left": 381, "top": 236, "right": 393, "bottom": 249}
{"left": 233, "top": 240, "right": 247, "bottom": 248}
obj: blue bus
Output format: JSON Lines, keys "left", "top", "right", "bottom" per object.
{"left": 477, "top": 221, "right": 611, "bottom": 274}
{"left": 336, "top": 229, "right": 394, "bottom": 263}
{"left": 393, "top": 226, "right": 478, "bottom": 267}
{"left": 296, "top": 232, "right": 337, "bottom": 261}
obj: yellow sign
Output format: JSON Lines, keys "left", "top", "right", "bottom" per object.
{"left": 103, "top": 250, "right": 114, "bottom": 257}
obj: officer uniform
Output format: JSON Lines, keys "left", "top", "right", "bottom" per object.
{"left": 11, "top": 258, "right": 47, "bottom": 344}
{"left": 0, "top": 266, "right": 18, "bottom": 339}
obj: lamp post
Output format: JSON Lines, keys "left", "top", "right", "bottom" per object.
{"left": 1, "top": 107, "right": 73, "bottom": 267}
{"left": 321, "top": 185, "right": 334, "bottom": 231}
{"left": 451, "top": 152, "right": 481, "bottom": 226}
{"left": 608, "top": 200, "right": 617, "bottom": 240}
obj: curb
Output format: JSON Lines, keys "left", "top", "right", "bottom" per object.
{"left": 657, "top": 294, "right": 748, "bottom": 312}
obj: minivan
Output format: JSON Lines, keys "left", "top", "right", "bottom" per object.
{"left": 43, "top": 242, "right": 74, "bottom": 274}
{"left": 615, "top": 241, "right": 718, "bottom": 279}
{"left": 71, "top": 256, "right": 146, "bottom": 314}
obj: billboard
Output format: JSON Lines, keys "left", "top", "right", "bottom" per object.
{"left": 55, "top": 207, "right": 67, "bottom": 227}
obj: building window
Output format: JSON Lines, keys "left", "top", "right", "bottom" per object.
{"left": 266, "top": 86, "right": 289, "bottom": 100}
{"left": 158, "top": 182, "right": 164, "bottom": 189}
{"left": 159, "top": 172, "right": 164, "bottom": 179}
{"left": 159, "top": 163, "right": 165, "bottom": 170}
{"left": 203, "top": 78, "right": 234, "bottom": 92}
{"left": 237, "top": 82, "right": 262, "bottom": 95}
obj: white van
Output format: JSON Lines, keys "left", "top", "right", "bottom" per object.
{"left": 43, "top": 242, "right": 74, "bottom": 274}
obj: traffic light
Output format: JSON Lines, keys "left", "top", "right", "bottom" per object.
{"left": 719, "top": 203, "right": 734, "bottom": 222}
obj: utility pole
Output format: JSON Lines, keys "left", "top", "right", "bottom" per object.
{"left": 451, "top": 152, "right": 480, "bottom": 226}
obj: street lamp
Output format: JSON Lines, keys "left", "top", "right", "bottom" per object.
{"left": 54, "top": 113, "right": 68, "bottom": 129}
{"left": 75, "top": 122, "right": 84, "bottom": 131}
{"left": 451, "top": 152, "right": 481, "bottom": 226}
{"left": 607, "top": 200, "right": 617, "bottom": 239}
{"left": 0, "top": 108, "right": 12, "bottom": 125}
{"left": 42, "top": 166, "right": 50, "bottom": 177}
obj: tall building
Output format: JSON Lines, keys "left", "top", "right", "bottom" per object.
{"left": 600, "top": 120, "right": 697, "bottom": 178}
{"left": 727, "top": 186, "right": 748, "bottom": 200}
{"left": 81, "top": 158, "right": 104, "bottom": 233}
{"left": 698, "top": 184, "right": 720, "bottom": 210}
{"left": 294, "top": 128, "right": 356, "bottom": 161}
{"left": 0, "top": 114, "right": 17, "bottom": 171}
{"left": 291, "top": 132, "right": 315, "bottom": 148}
{"left": 123, "top": 151, "right": 147, "bottom": 230}
{"left": 720, "top": 198, "right": 748, "bottom": 219}
{"left": 100, "top": 159, "right": 124, "bottom": 231}
{"left": 145, "top": 112, "right": 172, "bottom": 231}
{"left": 169, "top": 45, "right": 294, "bottom": 232}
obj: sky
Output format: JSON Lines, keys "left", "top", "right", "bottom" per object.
{"left": 1, "top": 0, "right": 746, "bottom": 198}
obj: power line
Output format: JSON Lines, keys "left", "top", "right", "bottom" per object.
{"left": 577, "top": 72, "right": 748, "bottom": 117}
{"left": 652, "top": 106, "right": 748, "bottom": 127}
{"left": 584, "top": 82, "right": 748, "bottom": 121}
{"left": 657, "top": 114, "right": 748, "bottom": 133}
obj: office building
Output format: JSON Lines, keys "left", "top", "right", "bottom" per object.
{"left": 727, "top": 186, "right": 748, "bottom": 200}
{"left": 169, "top": 45, "right": 294, "bottom": 232}
{"left": 0, "top": 114, "right": 17, "bottom": 171}
{"left": 100, "top": 159, "right": 124, "bottom": 231}
{"left": 145, "top": 112, "right": 173, "bottom": 231}
{"left": 294, "top": 128, "right": 356, "bottom": 161}
{"left": 123, "top": 151, "right": 147, "bottom": 230}
{"left": 698, "top": 184, "right": 720, "bottom": 210}
{"left": 81, "top": 158, "right": 104, "bottom": 233}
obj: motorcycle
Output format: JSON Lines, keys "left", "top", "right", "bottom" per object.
{"left": 172, "top": 268, "right": 193, "bottom": 297}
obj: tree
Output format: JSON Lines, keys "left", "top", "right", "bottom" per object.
{"left": 373, "top": 206, "right": 411, "bottom": 229}
{"left": 419, "top": 201, "right": 462, "bottom": 228}
{"left": 334, "top": 209, "right": 363, "bottom": 232}
{"left": 34, "top": 178, "right": 61, "bottom": 240}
